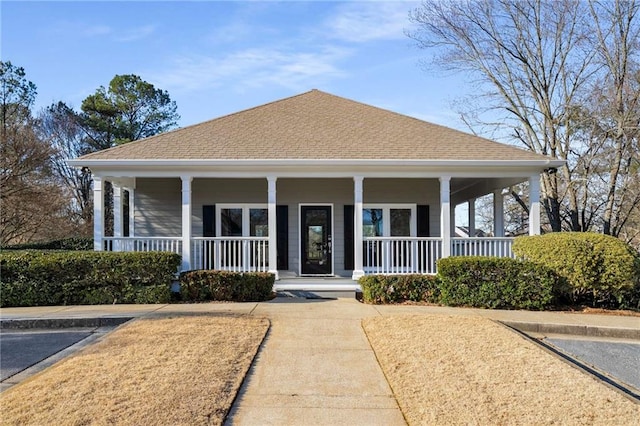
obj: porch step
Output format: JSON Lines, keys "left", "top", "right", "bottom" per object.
{"left": 274, "top": 277, "right": 360, "bottom": 292}
{"left": 276, "top": 290, "right": 358, "bottom": 299}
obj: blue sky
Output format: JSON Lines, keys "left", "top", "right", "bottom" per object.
{"left": 2, "top": 0, "right": 473, "bottom": 132}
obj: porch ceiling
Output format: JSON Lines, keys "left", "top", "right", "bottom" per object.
{"left": 450, "top": 176, "right": 528, "bottom": 204}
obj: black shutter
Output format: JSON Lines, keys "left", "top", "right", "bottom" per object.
{"left": 344, "top": 205, "right": 354, "bottom": 270}
{"left": 276, "top": 205, "right": 288, "bottom": 270}
{"left": 203, "top": 205, "right": 215, "bottom": 237}
{"left": 417, "top": 205, "right": 430, "bottom": 237}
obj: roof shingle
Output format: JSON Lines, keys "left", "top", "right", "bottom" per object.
{"left": 76, "top": 90, "right": 548, "bottom": 162}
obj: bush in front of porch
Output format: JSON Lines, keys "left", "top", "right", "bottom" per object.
{"left": 436, "top": 257, "right": 560, "bottom": 310}
{"left": 513, "top": 232, "right": 640, "bottom": 308}
{"left": 0, "top": 251, "right": 180, "bottom": 307}
{"left": 359, "top": 274, "right": 440, "bottom": 304}
{"left": 179, "top": 270, "right": 275, "bottom": 302}
{"left": 359, "top": 257, "right": 560, "bottom": 310}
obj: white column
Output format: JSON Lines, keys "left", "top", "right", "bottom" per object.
{"left": 440, "top": 176, "right": 451, "bottom": 257}
{"left": 93, "top": 176, "right": 104, "bottom": 251}
{"left": 181, "top": 176, "right": 193, "bottom": 272}
{"left": 493, "top": 190, "right": 504, "bottom": 237}
{"left": 113, "top": 185, "right": 123, "bottom": 251}
{"left": 128, "top": 188, "right": 135, "bottom": 237}
{"left": 529, "top": 175, "right": 541, "bottom": 235}
{"left": 352, "top": 176, "right": 365, "bottom": 280}
{"left": 267, "top": 176, "right": 278, "bottom": 279}
{"left": 468, "top": 198, "right": 476, "bottom": 237}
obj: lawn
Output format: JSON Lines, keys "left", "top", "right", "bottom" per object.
{"left": 0, "top": 316, "right": 269, "bottom": 426}
{"left": 363, "top": 315, "right": 639, "bottom": 425}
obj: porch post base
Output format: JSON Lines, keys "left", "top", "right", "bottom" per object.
{"left": 351, "top": 269, "right": 365, "bottom": 280}
{"left": 268, "top": 269, "right": 279, "bottom": 280}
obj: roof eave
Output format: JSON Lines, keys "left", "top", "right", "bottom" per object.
{"left": 67, "top": 158, "right": 565, "bottom": 169}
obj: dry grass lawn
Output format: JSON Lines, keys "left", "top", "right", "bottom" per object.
{"left": 1, "top": 316, "right": 269, "bottom": 426}
{"left": 363, "top": 315, "right": 639, "bottom": 426}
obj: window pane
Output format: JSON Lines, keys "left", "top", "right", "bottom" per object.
{"left": 363, "top": 208, "right": 383, "bottom": 237}
{"left": 390, "top": 209, "right": 411, "bottom": 236}
{"left": 221, "top": 208, "right": 242, "bottom": 236}
{"left": 250, "top": 208, "right": 268, "bottom": 237}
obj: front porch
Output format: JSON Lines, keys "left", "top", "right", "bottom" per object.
{"left": 95, "top": 174, "right": 540, "bottom": 280}
{"left": 104, "top": 235, "right": 516, "bottom": 275}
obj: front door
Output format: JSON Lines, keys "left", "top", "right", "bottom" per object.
{"left": 301, "top": 205, "right": 332, "bottom": 275}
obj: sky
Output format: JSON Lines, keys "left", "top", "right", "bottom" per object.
{"left": 1, "top": 0, "right": 474, "bottom": 132}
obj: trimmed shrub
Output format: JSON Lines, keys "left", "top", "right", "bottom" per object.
{"left": 2, "top": 237, "right": 93, "bottom": 251}
{"left": 436, "top": 256, "right": 559, "bottom": 310}
{"left": 179, "top": 270, "right": 275, "bottom": 302}
{"left": 513, "top": 233, "right": 640, "bottom": 306}
{"left": 359, "top": 274, "right": 440, "bottom": 304}
{"left": 0, "top": 251, "right": 180, "bottom": 307}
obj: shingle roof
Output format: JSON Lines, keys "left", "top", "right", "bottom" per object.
{"left": 76, "top": 89, "right": 548, "bottom": 162}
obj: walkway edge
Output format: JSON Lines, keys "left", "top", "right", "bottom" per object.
{"left": 0, "top": 317, "right": 132, "bottom": 330}
{"left": 500, "top": 320, "right": 640, "bottom": 340}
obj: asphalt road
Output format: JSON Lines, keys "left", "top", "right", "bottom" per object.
{"left": 545, "top": 337, "right": 640, "bottom": 392}
{"left": 0, "top": 330, "right": 92, "bottom": 381}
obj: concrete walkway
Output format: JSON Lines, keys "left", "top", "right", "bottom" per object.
{"left": 226, "top": 298, "right": 404, "bottom": 425}
{"left": 1, "top": 299, "right": 639, "bottom": 425}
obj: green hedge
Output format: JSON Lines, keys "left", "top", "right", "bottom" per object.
{"left": 0, "top": 251, "right": 181, "bottom": 307}
{"left": 359, "top": 274, "right": 439, "bottom": 304}
{"left": 436, "top": 257, "right": 560, "bottom": 310}
{"left": 513, "top": 233, "right": 640, "bottom": 306}
{"left": 179, "top": 270, "right": 275, "bottom": 302}
{"left": 2, "top": 237, "right": 93, "bottom": 251}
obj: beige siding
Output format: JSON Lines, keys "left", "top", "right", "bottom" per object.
{"left": 134, "top": 178, "right": 181, "bottom": 237}
{"left": 134, "top": 177, "right": 441, "bottom": 276}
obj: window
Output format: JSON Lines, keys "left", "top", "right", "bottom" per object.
{"left": 363, "top": 204, "right": 416, "bottom": 237}
{"left": 217, "top": 204, "right": 268, "bottom": 237}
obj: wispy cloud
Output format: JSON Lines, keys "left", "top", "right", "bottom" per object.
{"left": 115, "top": 24, "right": 157, "bottom": 42}
{"left": 149, "top": 46, "right": 350, "bottom": 93}
{"left": 81, "top": 24, "right": 112, "bottom": 37}
{"left": 324, "top": 1, "right": 417, "bottom": 43}
{"left": 48, "top": 20, "right": 155, "bottom": 42}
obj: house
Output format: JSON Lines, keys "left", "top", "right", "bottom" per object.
{"left": 69, "top": 90, "right": 563, "bottom": 285}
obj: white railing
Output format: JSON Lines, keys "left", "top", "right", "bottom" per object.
{"left": 192, "top": 237, "right": 269, "bottom": 272}
{"left": 104, "top": 237, "right": 183, "bottom": 254}
{"left": 451, "top": 237, "right": 515, "bottom": 258}
{"left": 364, "top": 237, "right": 442, "bottom": 275}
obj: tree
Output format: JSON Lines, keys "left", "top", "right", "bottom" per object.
{"left": 408, "top": 0, "right": 639, "bottom": 241}
{"left": 80, "top": 74, "right": 179, "bottom": 150}
{"left": 74, "top": 74, "right": 179, "bottom": 236}
{"left": 0, "top": 61, "right": 68, "bottom": 245}
{"left": 587, "top": 0, "right": 640, "bottom": 237}
{"left": 40, "top": 102, "right": 93, "bottom": 234}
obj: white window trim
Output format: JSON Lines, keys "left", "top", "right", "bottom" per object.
{"left": 363, "top": 203, "right": 417, "bottom": 237}
{"left": 216, "top": 203, "right": 268, "bottom": 237}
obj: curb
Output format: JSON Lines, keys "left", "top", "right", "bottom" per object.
{"left": 0, "top": 317, "right": 132, "bottom": 330}
{"left": 501, "top": 321, "right": 640, "bottom": 340}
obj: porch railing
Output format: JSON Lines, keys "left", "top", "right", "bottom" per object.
{"left": 364, "top": 237, "right": 442, "bottom": 274}
{"left": 451, "top": 237, "right": 515, "bottom": 258}
{"left": 191, "top": 237, "right": 269, "bottom": 272}
{"left": 104, "top": 237, "right": 183, "bottom": 254}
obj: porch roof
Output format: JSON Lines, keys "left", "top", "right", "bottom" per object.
{"left": 72, "top": 90, "right": 560, "bottom": 165}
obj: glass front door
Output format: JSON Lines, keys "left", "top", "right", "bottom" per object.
{"left": 301, "top": 205, "right": 332, "bottom": 275}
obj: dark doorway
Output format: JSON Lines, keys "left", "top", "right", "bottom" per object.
{"left": 301, "top": 205, "right": 332, "bottom": 275}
